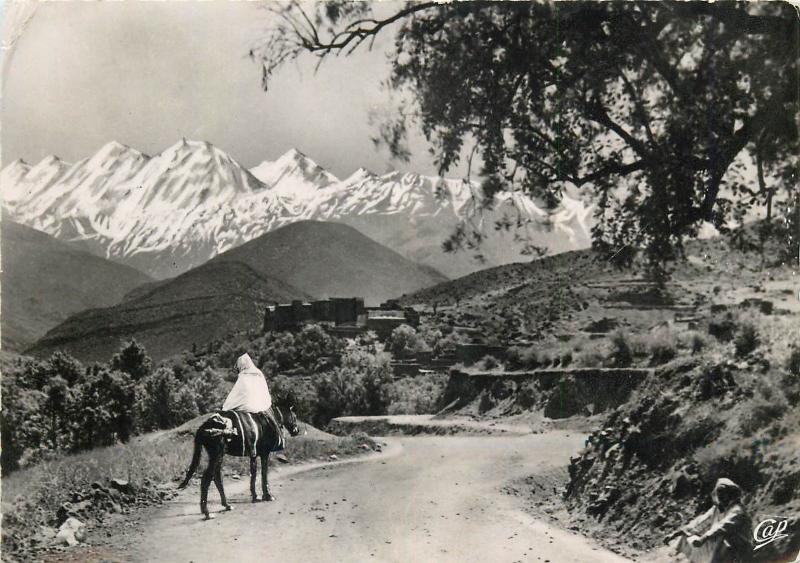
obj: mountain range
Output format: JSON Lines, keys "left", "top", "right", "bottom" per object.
{"left": 2, "top": 140, "right": 593, "bottom": 279}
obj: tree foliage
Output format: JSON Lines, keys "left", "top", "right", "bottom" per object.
{"left": 255, "top": 1, "right": 799, "bottom": 272}
{"left": 111, "top": 339, "right": 153, "bottom": 381}
{"left": 314, "top": 349, "right": 393, "bottom": 425}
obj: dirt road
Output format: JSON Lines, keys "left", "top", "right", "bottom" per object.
{"left": 124, "top": 431, "right": 630, "bottom": 562}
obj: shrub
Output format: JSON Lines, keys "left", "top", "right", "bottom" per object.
{"left": 786, "top": 346, "right": 800, "bottom": 376}
{"left": 269, "top": 374, "right": 317, "bottom": 422}
{"left": 609, "top": 331, "right": 633, "bottom": 367}
{"left": 708, "top": 312, "right": 736, "bottom": 342}
{"left": 388, "top": 373, "right": 448, "bottom": 415}
{"left": 575, "top": 348, "right": 604, "bottom": 368}
{"left": 506, "top": 346, "right": 542, "bottom": 370}
{"left": 1, "top": 376, "right": 47, "bottom": 472}
{"left": 389, "top": 324, "right": 424, "bottom": 358}
{"left": 110, "top": 339, "right": 153, "bottom": 381}
{"left": 647, "top": 329, "right": 678, "bottom": 366}
{"left": 734, "top": 321, "right": 760, "bottom": 357}
{"left": 135, "top": 367, "right": 198, "bottom": 432}
{"left": 479, "top": 355, "right": 501, "bottom": 370}
{"left": 313, "top": 350, "right": 393, "bottom": 426}
{"left": 190, "top": 368, "right": 231, "bottom": 414}
{"left": 71, "top": 367, "right": 136, "bottom": 449}
{"left": 681, "top": 330, "right": 709, "bottom": 353}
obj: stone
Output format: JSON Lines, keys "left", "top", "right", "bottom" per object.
{"left": 110, "top": 478, "right": 135, "bottom": 495}
{"left": 54, "top": 517, "right": 86, "bottom": 547}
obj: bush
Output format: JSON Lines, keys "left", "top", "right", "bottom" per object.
{"left": 1, "top": 376, "right": 47, "bottom": 472}
{"left": 506, "top": 346, "right": 541, "bottom": 370}
{"left": 389, "top": 324, "right": 424, "bottom": 358}
{"left": 269, "top": 374, "right": 317, "bottom": 422}
{"left": 190, "top": 368, "right": 232, "bottom": 414}
{"left": 708, "top": 312, "right": 736, "bottom": 342}
{"left": 609, "top": 331, "right": 633, "bottom": 367}
{"left": 740, "top": 394, "right": 789, "bottom": 437}
{"left": 313, "top": 350, "right": 393, "bottom": 426}
{"left": 388, "top": 373, "right": 448, "bottom": 415}
{"left": 479, "top": 355, "right": 501, "bottom": 370}
{"left": 110, "top": 340, "right": 153, "bottom": 381}
{"left": 734, "top": 321, "right": 760, "bottom": 357}
{"left": 647, "top": 329, "right": 678, "bottom": 366}
{"left": 71, "top": 367, "right": 136, "bottom": 449}
{"left": 786, "top": 346, "right": 800, "bottom": 376}
{"left": 135, "top": 367, "right": 198, "bottom": 432}
{"left": 575, "top": 348, "right": 604, "bottom": 368}
{"left": 681, "top": 330, "right": 709, "bottom": 353}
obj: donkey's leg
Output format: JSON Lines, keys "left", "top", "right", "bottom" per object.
{"left": 250, "top": 456, "right": 260, "bottom": 503}
{"left": 213, "top": 457, "right": 232, "bottom": 511}
{"left": 200, "top": 453, "right": 217, "bottom": 520}
{"left": 261, "top": 453, "right": 275, "bottom": 501}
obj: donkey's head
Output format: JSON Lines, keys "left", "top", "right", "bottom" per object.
{"left": 274, "top": 394, "right": 301, "bottom": 437}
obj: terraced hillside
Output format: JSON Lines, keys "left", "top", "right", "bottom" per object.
{"left": 401, "top": 234, "right": 796, "bottom": 345}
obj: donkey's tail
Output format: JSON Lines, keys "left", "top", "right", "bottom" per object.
{"left": 177, "top": 433, "right": 203, "bottom": 490}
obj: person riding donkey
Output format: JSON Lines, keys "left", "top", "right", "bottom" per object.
{"left": 222, "top": 353, "right": 288, "bottom": 463}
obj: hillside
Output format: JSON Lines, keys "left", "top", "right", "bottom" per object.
{"left": 0, "top": 219, "right": 153, "bottom": 351}
{"left": 400, "top": 232, "right": 797, "bottom": 344}
{"left": 211, "top": 220, "right": 448, "bottom": 305}
{"left": 27, "top": 261, "right": 308, "bottom": 363}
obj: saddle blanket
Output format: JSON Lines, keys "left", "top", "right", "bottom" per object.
{"left": 209, "top": 410, "right": 284, "bottom": 456}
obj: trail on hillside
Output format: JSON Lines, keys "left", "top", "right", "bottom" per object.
{"left": 122, "top": 430, "right": 631, "bottom": 562}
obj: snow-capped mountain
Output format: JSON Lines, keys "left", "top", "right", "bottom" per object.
{"left": 250, "top": 148, "right": 339, "bottom": 212}
{"left": 1, "top": 140, "right": 593, "bottom": 279}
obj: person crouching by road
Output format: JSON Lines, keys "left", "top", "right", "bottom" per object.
{"left": 665, "top": 477, "right": 753, "bottom": 563}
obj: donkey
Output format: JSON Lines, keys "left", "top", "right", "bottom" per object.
{"left": 178, "top": 399, "right": 300, "bottom": 520}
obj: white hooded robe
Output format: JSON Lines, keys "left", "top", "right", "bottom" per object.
{"left": 222, "top": 353, "right": 272, "bottom": 412}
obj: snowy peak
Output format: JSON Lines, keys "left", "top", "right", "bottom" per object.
{"left": 250, "top": 148, "right": 340, "bottom": 204}
{"left": 88, "top": 141, "right": 145, "bottom": 169}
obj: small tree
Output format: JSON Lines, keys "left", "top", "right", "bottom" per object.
{"left": 389, "top": 324, "right": 423, "bottom": 359}
{"left": 111, "top": 340, "right": 153, "bottom": 381}
{"left": 171, "top": 385, "right": 200, "bottom": 426}
{"left": 1, "top": 376, "right": 47, "bottom": 472}
{"left": 136, "top": 367, "right": 179, "bottom": 431}
{"left": 45, "top": 352, "right": 84, "bottom": 387}
{"left": 43, "top": 376, "right": 71, "bottom": 450}
{"left": 191, "top": 368, "right": 231, "bottom": 414}
{"left": 71, "top": 367, "right": 136, "bottom": 449}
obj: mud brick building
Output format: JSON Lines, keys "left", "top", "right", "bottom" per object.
{"left": 263, "top": 297, "right": 419, "bottom": 339}
{"left": 263, "top": 297, "right": 366, "bottom": 332}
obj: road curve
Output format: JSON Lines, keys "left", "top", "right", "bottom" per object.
{"left": 128, "top": 432, "right": 631, "bottom": 563}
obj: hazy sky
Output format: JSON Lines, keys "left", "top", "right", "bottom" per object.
{"left": 1, "top": 2, "right": 454, "bottom": 178}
